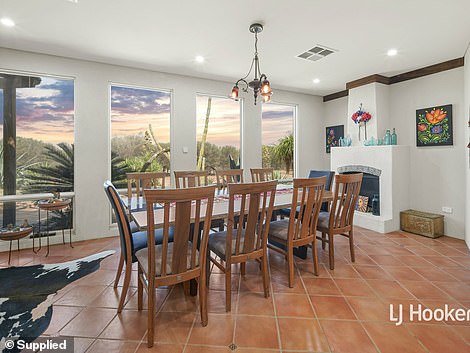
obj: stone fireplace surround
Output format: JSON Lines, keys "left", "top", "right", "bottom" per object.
{"left": 330, "top": 145, "right": 410, "bottom": 233}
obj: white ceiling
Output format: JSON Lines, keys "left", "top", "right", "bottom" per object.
{"left": 1, "top": 0, "right": 470, "bottom": 96}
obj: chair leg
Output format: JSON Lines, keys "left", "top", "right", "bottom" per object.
{"left": 240, "top": 262, "right": 246, "bottom": 276}
{"left": 114, "top": 253, "right": 124, "bottom": 289}
{"left": 328, "top": 233, "right": 335, "bottom": 270}
{"left": 225, "top": 265, "right": 232, "bottom": 312}
{"left": 261, "top": 254, "right": 270, "bottom": 298}
{"left": 312, "top": 239, "right": 319, "bottom": 276}
{"left": 137, "top": 266, "right": 143, "bottom": 311}
{"left": 321, "top": 232, "right": 326, "bottom": 250}
{"left": 147, "top": 284, "right": 155, "bottom": 348}
{"left": 287, "top": 248, "right": 295, "bottom": 288}
{"left": 349, "top": 229, "right": 355, "bottom": 263}
{"left": 199, "top": 271, "right": 208, "bottom": 326}
{"left": 117, "top": 262, "right": 132, "bottom": 313}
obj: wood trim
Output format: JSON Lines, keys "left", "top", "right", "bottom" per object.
{"left": 323, "top": 57, "right": 464, "bottom": 102}
{"left": 346, "top": 74, "right": 390, "bottom": 90}
{"left": 388, "top": 57, "right": 464, "bottom": 84}
{"left": 323, "top": 89, "right": 349, "bottom": 102}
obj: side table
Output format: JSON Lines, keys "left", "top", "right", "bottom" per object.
{"left": 0, "top": 227, "right": 33, "bottom": 265}
{"left": 33, "top": 199, "right": 73, "bottom": 256}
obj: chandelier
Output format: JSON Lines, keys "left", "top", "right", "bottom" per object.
{"left": 230, "top": 23, "right": 273, "bottom": 105}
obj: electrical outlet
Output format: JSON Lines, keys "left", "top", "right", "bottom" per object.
{"left": 182, "top": 147, "right": 189, "bottom": 154}
{"left": 442, "top": 206, "right": 453, "bottom": 214}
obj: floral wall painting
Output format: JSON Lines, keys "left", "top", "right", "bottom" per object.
{"left": 326, "top": 125, "right": 344, "bottom": 153}
{"left": 416, "top": 104, "right": 453, "bottom": 147}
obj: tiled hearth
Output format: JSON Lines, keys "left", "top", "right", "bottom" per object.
{"left": 1, "top": 228, "right": 469, "bottom": 352}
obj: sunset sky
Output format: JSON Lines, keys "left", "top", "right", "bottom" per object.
{"left": 0, "top": 76, "right": 74, "bottom": 144}
{"left": 0, "top": 77, "right": 294, "bottom": 148}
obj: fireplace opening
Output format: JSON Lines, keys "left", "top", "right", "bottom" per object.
{"left": 337, "top": 165, "right": 381, "bottom": 214}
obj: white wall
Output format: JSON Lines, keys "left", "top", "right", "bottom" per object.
{"left": 323, "top": 96, "right": 348, "bottom": 168}
{"left": 464, "top": 49, "right": 470, "bottom": 247}
{"left": 389, "top": 68, "right": 465, "bottom": 238}
{"left": 0, "top": 47, "right": 323, "bottom": 243}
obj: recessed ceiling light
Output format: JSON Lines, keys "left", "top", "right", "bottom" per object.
{"left": 195, "top": 55, "right": 205, "bottom": 63}
{"left": 0, "top": 17, "right": 15, "bottom": 27}
{"left": 313, "top": 78, "right": 320, "bottom": 84}
{"left": 387, "top": 48, "right": 398, "bottom": 56}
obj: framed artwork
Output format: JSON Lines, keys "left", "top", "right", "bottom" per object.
{"left": 356, "top": 196, "right": 369, "bottom": 212}
{"left": 416, "top": 104, "right": 453, "bottom": 147}
{"left": 326, "top": 125, "right": 344, "bottom": 153}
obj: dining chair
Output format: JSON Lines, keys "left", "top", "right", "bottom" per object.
{"left": 316, "top": 173, "right": 363, "bottom": 270}
{"left": 127, "top": 172, "right": 169, "bottom": 211}
{"left": 136, "top": 185, "right": 216, "bottom": 347}
{"left": 103, "top": 180, "right": 174, "bottom": 313}
{"left": 208, "top": 180, "right": 277, "bottom": 312}
{"left": 175, "top": 170, "right": 224, "bottom": 231}
{"left": 174, "top": 170, "right": 209, "bottom": 188}
{"left": 215, "top": 169, "right": 244, "bottom": 193}
{"left": 267, "top": 177, "right": 326, "bottom": 287}
{"left": 250, "top": 168, "right": 274, "bottom": 182}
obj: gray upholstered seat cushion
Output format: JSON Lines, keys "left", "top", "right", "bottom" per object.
{"left": 135, "top": 242, "right": 198, "bottom": 277}
{"left": 209, "top": 229, "right": 260, "bottom": 260}
{"left": 267, "top": 219, "right": 290, "bottom": 241}
{"left": 317, "top": 211, "right": 330, "bottom": 230}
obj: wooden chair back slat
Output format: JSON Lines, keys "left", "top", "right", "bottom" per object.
{"left": 127, "top": 172, "right": 168, "bottom": 200}
{"left": 250, "top": 168, "right": 274, "bottom": 182}
{"left": 329, "top": 173, "right": 363, "bottom": 230}
{"left": 215, "top": 169, "right": 244, "bottom": 193}
{"left": 226, "top": 181, "right": 277, "bottom": 259}
{"left": 290, "top": 177, "right": 326, "bottom": 242}
{"left": 174, "top": 170, "right": 210, "bottom": 188}
{"left": 144, "top": 186, "right": 216, "bottom": 279}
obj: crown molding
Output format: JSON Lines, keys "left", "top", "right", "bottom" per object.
{"left": 323, "top": 57, "right": 464, "bottom": 102}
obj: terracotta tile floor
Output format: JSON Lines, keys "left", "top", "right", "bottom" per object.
{"left": 1, "top": 227, "right": 469, "bottom": 352}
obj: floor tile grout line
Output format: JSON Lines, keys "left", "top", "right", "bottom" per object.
{"left": 298, "top": 248, "right": 332, "bottom": 353}
{"left": 266, "top": 250, "right": 284, "bottom": 353}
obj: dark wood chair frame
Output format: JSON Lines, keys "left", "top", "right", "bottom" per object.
{"left": 209, "top": 181, "right": 277, "bottom": 312}
{"left": 268, "top": 177, "right": 326, "bottom": 287}
{"left": 137, "top": 185, "right": 216, "bottom": 347}
{"left": 316, "top": 173, "right": 363, "bottom": 270}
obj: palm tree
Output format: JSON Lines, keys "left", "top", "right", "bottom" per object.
{"left": 24, "top": 143, "right": 74, "bottom": 193}
{"left": 273, "top": 134, "right": 294, "bottom": 175}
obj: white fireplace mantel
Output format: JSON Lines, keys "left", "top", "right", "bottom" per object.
{"left": 330, "top": 145, "right": 410, "bottom": 233}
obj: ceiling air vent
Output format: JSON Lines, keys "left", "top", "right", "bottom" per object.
{"left": 297, "top": 45, "right": 337, "bottom": 62}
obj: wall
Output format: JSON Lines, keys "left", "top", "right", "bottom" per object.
{"left": 322, "top": 96, "right": 348, "bottom": 168}
{"left": 388, "top": 68, "right": 465, "bottom": 238}
{"left": 323, "top": 69, "right": 465, "bottom": 239}
{"left": 0, "top": 47, "right": 323, "bottom": 244}
{"left": 465, "top": 49, "right": 470, "bottom": 247}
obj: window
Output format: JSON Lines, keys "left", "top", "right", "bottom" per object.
{"left": 196, "top": 95, "right": 241, "bottom": 173}
{"left": 0, "top": 72, "right": 74, "bottom": 227}
{"left": 261, "top": 102, "right": 295, "bottom": 179}
{"left": 110, "top": 85, "right": 171, "bottom": 187}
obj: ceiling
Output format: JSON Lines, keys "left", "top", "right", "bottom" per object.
{"left": 1, "top": 0, "right": 470, "bottom": 96}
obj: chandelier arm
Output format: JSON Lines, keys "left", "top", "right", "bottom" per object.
{"left": 235, "top": 78, "right": 249, "bottom": 92}
{"left": 240, "top": 58, "right": 255, "bottom": 81}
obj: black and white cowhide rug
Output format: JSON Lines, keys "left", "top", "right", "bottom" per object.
{"left": 0, "top": 251, "right": 114, "bottom": 352}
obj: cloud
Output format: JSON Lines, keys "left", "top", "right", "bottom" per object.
{"left": 111, "top": 86, "right": 171, "bottom": 115}
{"left": 0, "top": 76, "right": 75, "bottom": 144}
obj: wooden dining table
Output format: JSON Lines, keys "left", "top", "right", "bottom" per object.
{"left": 131, "top": 187, "right": 333, "bottom": 230}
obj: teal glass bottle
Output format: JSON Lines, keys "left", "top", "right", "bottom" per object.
{"left": 384, "top": 129, "right": 391, "bottom": 145}
{"left": 391, "top": 128, "right": 397, "bottom": 145}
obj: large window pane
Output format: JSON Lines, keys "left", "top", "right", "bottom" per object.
{"left": 111, "top": 85, "right": 171, "bottom": 187}
{"left": 196, "top": 95, "right": 240, "bottom": 173}
{"left": 262, "top": 103, "right": 295, "bottom": 179}
{"left": 0, "top": 73, "right": 74, "bottom": 227}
